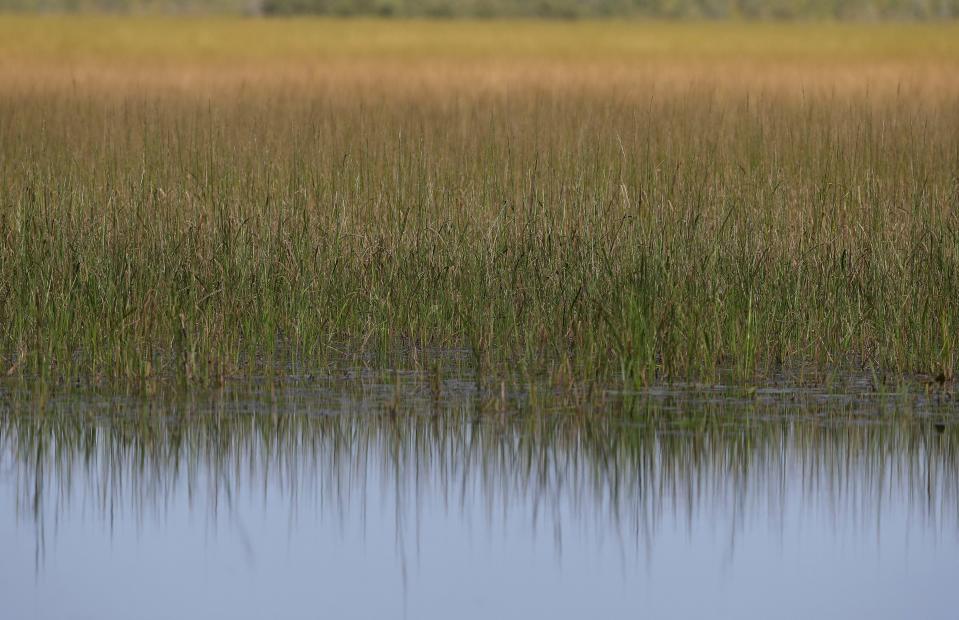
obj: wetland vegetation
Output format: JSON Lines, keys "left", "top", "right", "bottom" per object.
{"left": 2, "top": 17, "right": 959, "bottom": 620}
{"left": 2, "top": 19, "right": 959, "bottom": 393}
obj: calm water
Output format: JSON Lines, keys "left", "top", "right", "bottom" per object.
{"left": 1, "top": 379, "right": 958, "bottom": 619}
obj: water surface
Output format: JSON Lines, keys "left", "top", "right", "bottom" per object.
{"left": 1, "top": 380, "right": 957, "bottom": 619}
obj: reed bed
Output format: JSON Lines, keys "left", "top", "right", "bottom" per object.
{"left": 1, "top": 18, "right": 959, "bottom": 388}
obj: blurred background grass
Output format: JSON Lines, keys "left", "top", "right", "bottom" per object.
{"left": 2, "top": 17, "right": 958, "bottom": 63}
{"left": 1, "top": 0, "right": 958, "bottom": 19}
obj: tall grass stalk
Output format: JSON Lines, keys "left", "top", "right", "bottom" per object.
{"left": 1, "top": 20, "right": 958, "bottom": 388}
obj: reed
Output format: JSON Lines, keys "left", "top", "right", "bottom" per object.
{"left": 1, "top": 17, "right": 958, "bottom": 388}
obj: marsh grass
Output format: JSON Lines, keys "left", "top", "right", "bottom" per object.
{"left": 1, "top": 18, "right": 959, "bottom": 389}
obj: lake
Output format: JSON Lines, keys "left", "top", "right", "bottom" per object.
{"left": 1, "top": 376, "right": 957, "bottom": 619}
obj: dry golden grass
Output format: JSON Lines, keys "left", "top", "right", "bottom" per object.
{"left": 1, "top": 17, "right": 957, "bottom": 98}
